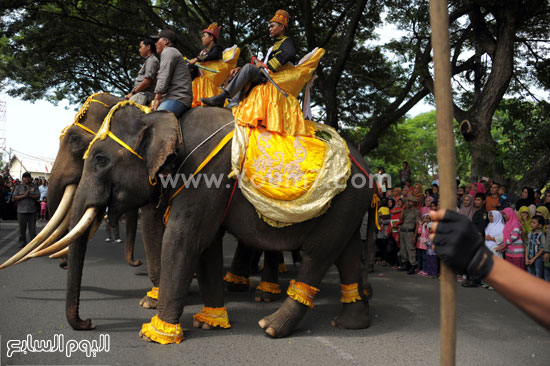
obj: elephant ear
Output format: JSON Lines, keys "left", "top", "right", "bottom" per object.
{"left": 138, "top": 111, "right": 182, "bottom": 178}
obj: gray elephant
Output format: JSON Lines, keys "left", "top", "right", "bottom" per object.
{"left": 59, "top": 102, "right": 376, "bottom": 342}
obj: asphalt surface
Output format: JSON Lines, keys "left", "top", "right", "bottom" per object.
{"left": 0, "top": 219, "right": 549, "bottom": 366}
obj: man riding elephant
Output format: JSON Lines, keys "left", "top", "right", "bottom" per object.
{"left": 201, "top": 9, "right": 296, "bottom": 110}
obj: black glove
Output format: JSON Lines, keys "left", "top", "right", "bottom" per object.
{"left": 433, "top": 210, "right": 494, "bottom": 281}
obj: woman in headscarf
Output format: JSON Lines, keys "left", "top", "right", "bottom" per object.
{"left": 458, "top": 194, "right": 475, "bottom": 220}
{"left": 389, "top": 198, "right": 404, "bottom": 268}
{"left": 516, "top": 187, "right": 536, "bottom": 217}
{"left": 535, "top": 205, "right": 549, "bottom": 232}
{"left": 392, "top": 187, "right": 401, "bottom": 202}
{"left": 497, "top": 207, "right": 526, "bottom": 270}
{"left": 469, "top": 182, "right": 486, "bottom": 197}
{"left": 518, "top": 206, "right": 532, "bottom": 241}
{"left": 420, "top": 196, "right": 434, "bottom": 216}
{"left": 412, "top": 183, "right": 424, "bottom": 207}
{"left": 485, "top": 210, "right": 505, "bottom": 258}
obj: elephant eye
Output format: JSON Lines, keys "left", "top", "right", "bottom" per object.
{"left": 94, "top": 154, "right": 110, "bottom": 168}
{"left": 68, "top": 134, "right": 84, "bottom": 148}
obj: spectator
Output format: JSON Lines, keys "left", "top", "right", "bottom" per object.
{"left": 404, "top": 179, "right": 412, "bottom": 188}
{"left": 424, "top": 218, "right": 438, "bottom": 278}
{"left": 464, "top": 183, "right": 473, "bottom": 196}
{"left": 401, "top": 185, "right": 410, "bottom": 201}
{"left": 411, "top": 183, "right": 424, "bottom": 207}
{"left": 391, "top": 187, "right": 401, "bottom": 202}
{"left": 458, "top": 194, "right": 475, "bottom": 220}
{"left": 431, "top": 173, "right": 439, "bottom": 186}
{"left": 389, "top": 198, "right": 403, "bottom": 265}
{"left": 150, "top": 29, "right": 192, "bottom": 117}
{"left": 398, "top": 161, "right": 411, "bottom": 186}
{"left": 13, "top": 172, "right": 40, "bottom": 248}
{"left": 485, "top": 210, "right": 505, "bottom": 258}
{"left": 39, "top": 179, "right": 48, "bottom": 202}
{"left": 125, "top": 37, "right": 159, "bottom": 106}
{"left": 397, "top": 196, "right": 420, "bottom": 275}
{"left": 534, "top": 189, "right": 541, "bottom": 206}
{"left": 470, "top": 182, "right": 486, "bottom": 196}
{"left": 497, "top": 207, "right": 526, "bottom": 270}
{"left": 424, "top": 188, "right": 433, "bottom": 200}
{"left": 535, "top": 206, "right": 549, "bottom": 232}
{"left": 518, "top": 206, "right": 532, "bottom": 241}
{"left": 525, "top": 215, "right": 545, "bottom": 279}
{"left": 374, "top": 167, "right": 391, "bottom": 195}
{"left": 486, "top": 183, "right": 500, "bottom": 212}
{"left": 457, "top": 186, "right": 465, "bottom": 208}
{"left": 420, "top": 196, "right": 434, "bottom": 216}
{"left": 40, "top": 197, "right": 48, "bottom": 221}
{"left": 375, "top": 206, "right": 392, "bottom": 267}
{"left": 416, "top": 213, "right": 430, "bottom": 276}
{"left": 542, "top": 191, "right": 550, "bottom": 212}
{"left": 472, "top": 193, "right": 489, "bottom": 235}
{"left": 516, "top": 187, "right": 536, "bottom": 217}
{"left": 498, "top": 185, "right": 511, "bottom": 209}
{"left": 431, "top": 184, "right": 440, "bottom": 203}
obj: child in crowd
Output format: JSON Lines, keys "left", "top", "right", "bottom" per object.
{"left": 424, "top": 215, "right": 438, "bottom": 278}
{"left": 416, "top": 214, "right": 430, "bottom": 276}
{"left": 40, "top": 197, "right": 48, "bottom": 221}
{"left": 526, "top": 215, "right": 546, "bottom": 278}
{"left": 498, "top": 185, "right": 511, "bottom": 209}
{"left": 390, "top": 198, "right": 403, "bottom": 268}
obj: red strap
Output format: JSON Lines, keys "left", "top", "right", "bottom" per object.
{"left": 348, "top": 153, "right": 381, "bottom": 196}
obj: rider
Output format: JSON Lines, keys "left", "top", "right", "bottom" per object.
{"left": 187, "top": 22, "right": 223, "bottom": 78}
{"left": 200, "top": 9, "right": 296, "bottom": 107}
{"left": 125, "top": 37, "right": 159, "bottom": 106}
{"left": 150, "top": 29, "right": 193, "bottom": 117}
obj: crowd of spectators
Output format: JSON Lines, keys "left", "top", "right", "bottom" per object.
{"left": 372, "top": 163, "right": 550, "bottom": 286}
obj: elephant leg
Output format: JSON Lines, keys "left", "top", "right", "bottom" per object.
{"left": 254, "top": 251, "right": 281, "bottom": 302}
{"left": 225, "top": 241, "right": 255, "bottom": 292}
{"left": 139, "top": 203, "right": 165, "bottom": 309}
{"left": 66, "top": 230, "right": 95, "bottom": 330}
{"left": 194, "top": 229, "right": 227, "bottom": 330}
{"left": 124, "top": 209, "right": 142, "bottom": 267}
{"left": 331, "top": 229, "right": 370, "bottom": 330}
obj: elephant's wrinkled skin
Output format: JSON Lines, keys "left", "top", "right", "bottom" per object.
{"left": 67, "top": 105, "right": 375, "bottom": 339}
{"left": 47, "top": 93, "right": 143, "bottom": 267}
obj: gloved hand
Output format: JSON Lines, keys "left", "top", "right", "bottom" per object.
{"left": 430, "top": 210, "right": 494, "bottom": 281}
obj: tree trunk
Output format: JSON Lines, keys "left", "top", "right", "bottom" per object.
{"left": 466, "top": 116, "right": 505, "bottom": 183}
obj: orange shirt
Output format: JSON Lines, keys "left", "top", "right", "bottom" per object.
{"left": 486, "top": 195, "right": 500, "bottom": 212}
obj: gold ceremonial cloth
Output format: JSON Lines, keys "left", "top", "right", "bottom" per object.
{"left": 231, "top": 120, "right": 350, "bottom": 227}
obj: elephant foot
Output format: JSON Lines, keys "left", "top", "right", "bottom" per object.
{"left": 139, "top": 295, "right": 158, "bottom": 309}
{"left": 258, "top": 297, "right": 307, "bottom": 338}
{"left": 138, "top": 330, "right": 153, "bottom": 342}
{"left": 192, "top": 319, "right": 212, "bottom": 330}
{"left": 330, "top": 302, "right": 370, "bottom": 329}
{"left": 254, "top": 289, "right": 280, "bottom": 303}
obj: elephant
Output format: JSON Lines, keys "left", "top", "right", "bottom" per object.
{"left": 62, "top": 102, "right": 376, "bottom": 341}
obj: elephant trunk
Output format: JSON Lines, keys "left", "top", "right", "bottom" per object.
{"left": 124, "top": 209, "right": 142, "bottom": 267}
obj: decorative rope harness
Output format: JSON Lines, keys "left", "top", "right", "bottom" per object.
{"left": 83, "top": 100, "right": 150, "bottom": 160}
{"left": 59, "top": 92, "right": 111, "bottom": 140}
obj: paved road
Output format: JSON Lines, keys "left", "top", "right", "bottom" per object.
{"left": 0, "top": 220, "right": 549, "bottom": 365}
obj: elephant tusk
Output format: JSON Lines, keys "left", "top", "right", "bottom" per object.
{"left": 87, "top": 213, "right": 104, "bottom": 241}
{"left": 29, "top": 207, "right": 98, "bottom": 258}
{"left": 49, "top": 247, "right": 69, "bottom": 259}
{"left": 0, "top": 184, "right": 76, "bottom": 270}
{"left": 15, "top": 212, "right": 71, "bottom": 265}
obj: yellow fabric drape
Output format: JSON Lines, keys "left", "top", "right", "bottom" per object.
{"left": 141, "top": 315, "right": 184, "bottom": 344}
{"left": 232, "top": 48, "right": 325, "bottom": 136}
{"left": 193, "top": 307, "right": 231, "bottom": 329}
{"left": 147, "top": 287, "right": 159, "bottom": 300}
{"left": 256, "top": 281, "right": 282, "bottom": 294}
{"left": 340, "top": 283, "right": 362, "bottom": 303}
{"left": 287, "top": 279, "right": 319, "bottom": 308}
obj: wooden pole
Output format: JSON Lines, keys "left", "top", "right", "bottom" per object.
{"left": 429, "top": 1, "right": 457, "bottom": 365}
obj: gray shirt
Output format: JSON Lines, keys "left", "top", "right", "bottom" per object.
{"left": 13, "top": 183, "right": 39, "bottom": 213}
{"left": 154, "top": 47, "right": 192, "bottom": 107}
{"left": 133, "top": 55, "right": 159, "bottom": 94}
{"left": 400, "top": 208, "right": 419, "bottom": 230}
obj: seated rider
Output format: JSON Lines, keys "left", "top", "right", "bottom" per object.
{"left": 187, "top": 22, "right": 223, "bottom": 79}
{"left": 201, "top": 9, "right": 296, "bottom": 107}
{"left": 125, "top": 37, "right": 159, "bottom": 106}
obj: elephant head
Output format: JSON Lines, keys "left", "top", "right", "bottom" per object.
{"left": 0, "top": 93, "right": 123, "bottom": 270}
{"left": 40, "top": 102, "right": 181, "bottom": 329}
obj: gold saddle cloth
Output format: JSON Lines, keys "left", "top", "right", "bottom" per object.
{"left": 232, "top": 48, "right": 326, "bottom": 137}
{"left": 231, "top": 120, "right": 350, "bottom": 227}
{"left": 192, "top": 45, "right": 241, "bottom": 107}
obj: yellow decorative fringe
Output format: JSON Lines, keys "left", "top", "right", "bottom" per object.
{"left": 147, "top": 287, "right": 159, "bottom": 300}
{"left": 278, "top": 263, "right": 288, "bottom": 273}
{"left": 83, "top": 100, "right": 151, "bottom": 159}
{"left": 59, "top": 92, "right": 109, "bottom": 140}
{"left": 256, "top": 281, "right": 281, "bottom": 294}
{"left": 371, "top": 193, "right": 381, "bottom": 230}
{"left": 223, "top": 272, "right": 250, "bottom": 286}
{"left": 141, "top": 314, "right": 184, "bottom": 344}
{"left": 340, "top": 283, "right": 362, "bottom": 303}
{"left": 193, "top": 307, "right": 231, "bottom": 329}
{"left": 287, "top": 279, "right": 319, "bottom": 308}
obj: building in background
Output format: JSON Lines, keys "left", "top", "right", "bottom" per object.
{"left": 9, "top": 154, "right": 53, "bottom": 180}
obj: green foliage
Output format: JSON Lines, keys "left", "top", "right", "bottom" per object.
{"left": 361, "top": 111, "right": 471, "bottom": 187}
{"left": 492, "top": 99, "right": 550, "bottom": 182}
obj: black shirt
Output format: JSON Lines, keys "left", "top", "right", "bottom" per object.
{"left": 266, "top": 36, "right": 296, "bottom": 73}
{"left": 472, "top": 207, "right": 489, "bottom": 236}
{"left": 197, "top": 44, "right": 223, "bottom": 62}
